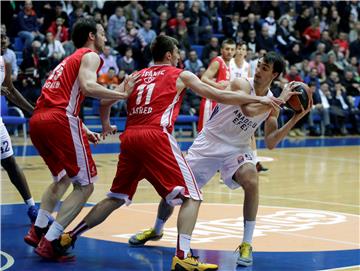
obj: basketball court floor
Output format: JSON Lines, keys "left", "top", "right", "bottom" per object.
{"left": 1, "top": 135, "right": 359, "bottom": 271}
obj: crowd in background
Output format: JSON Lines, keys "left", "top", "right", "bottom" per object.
{"left": 1, "top": 0, "right": 359, "bottom": 136}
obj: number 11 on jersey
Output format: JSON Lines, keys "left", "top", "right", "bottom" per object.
{"left": 136, "top": 83, "right": 155, "bottom": 106}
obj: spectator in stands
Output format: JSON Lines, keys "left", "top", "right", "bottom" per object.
{"left": 263, "top": 10, "right": 277, "bottom": 38}
{"left": 123, "top": 0, "right": 149, "bottom": 27}
{"left": 328, "top": 8, "right": 341, "bottom": 39}
{"left": 310, "top": 43, "right": 328, "bottom": 63}
{"left": 99, "top": 45, "right": 119, "bottom": 76}
{"left": 241, "top": 13, "right": 261, "bottom": 37}
{"left": 17, "top": 0, "right": 45, "bottom": 50}
{"left": 185, "top": 0, "right": 212, "bottom": 44}
{"left": 325, "top": 53, "right": 341, "bottom": 76}
{"left": 326, "top": 71, "right": 340, "bottom": 91}
{"left": 224, "top": 12, "right": 241, "bottom": 39}
{"left": 47, "top": 17, "right": 69, "bottom": 44}
{"left": 2, "top": 36, "right": 19, "bottom": 80}
{"left": 294, "top": 6, "right": 311, "bottom": 39}
{"left": 118, "top": 19, "right": 146, "bottom": 56}
{"left": 42, "top": 31, "right": 65, "bottom": 69}
{"left": 303, "top": 16, "right": 321, "bottom": 55}
{"left": 257, "top": 25, "right": 275, "bottom": 52}
{"left": 319, "top": 30, "right": 333, "bottom": 53}
{"left": 309, "top": 82, "right": 332, "bottom": 136}
{"left": 285, "top": 43, "right": 303, "bottom": 67}
{"left": 304, "top": 67, "right": 321, "bottom": 90}
{"left": 139, "top": 19, "right": 156, "bottom": 46}
{"left": 276, "top": 17, "right": 298, "bottom": 54}
{"left": 333, "top": 32, "right": 350, "bottom": 58}
{"left": 174, "top": 25, "right": 191, "bottom": 53}
{"left": 341, "top": 70, "right": 360, "bottom": 97}
{"left": 245, "top": 29, "right": 257, "bottom": 53}
{"left": 155, "top": 11, "right": 169, "bottom": 35}
{"left": 107, "top": 7, "right": 126, "bottom": 48}
{"left": 184, "top": 49, "right": 203, "bottom": 76}
{"left": 117, "top": 47, "right": 135, "bottom": 75}
{"left": 68, "top": 5, "right": 84, "bottom": 29}
{"left": 168, "top": 12, "right": 187, "bottom": 36}
{"left": 54, "top": 2, "right": 69, "bottom": 27}
{"left": 285, "top": 65, "right": 302, "bottom": 82}
{"left": 97, "top": 67, "right": 120, "bottom": 89}
{"left": 201, "top": 37, "right": 219, "bottom": 66}
{"left": 309, "top": 53, "right": 326, "bottom": 82}
{"left": 206, "top": 1, "right": 223, "bottom": 33}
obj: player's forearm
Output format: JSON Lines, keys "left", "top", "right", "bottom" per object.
{"left": 82, "top": 82, "right": 128, "bottom": 100}
{"left": 99, "top": 102, "right": 112, "bottom": 128}
{"left": 7, "top": 86, "right": 34, "bottom": 114}
{"left": 265, "top": 115, "right": 299, "bottom": 149}
{"left": 201, "top": 77, "right": 223, "bottom": 89}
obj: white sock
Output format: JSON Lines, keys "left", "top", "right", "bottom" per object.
{"left": 242, "top": 220, "right": 256, "bottom": 244}
{"left": 25, "top": 198, "right": 35, "bottom": 207}
{"left": 35, "top": 209, "right": 51, "bottom": 228}
{"left": 45, "top": 221, "right": 64, "bottom": 241}
{"left": 176, "top": 234, "right": 191, "bottom": 259}
{"left": 153, "top": 218, "right": 165, "bottom": 235}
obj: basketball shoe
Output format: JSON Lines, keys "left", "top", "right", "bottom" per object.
{"left": 35, "top": 236, "right": 75, "bottom": 262}
{"left": 27, "top": 205, "right": 38, "bottom": 223}
{"left": 59, "top": 232, "right": 77, "bottom": 250}
{"left": 171, "top": 251, "right": 218, "bottom": 271}
{"left": 236, "top": 242, "right": 253, "bottom": 266}
{"left": 256, "top": 162, "right": 268, "bottom": 172}
{"left": 24, "top": 224, "right": 48, "bottom": 247}
{"left": 128, "top": 228, "right": 163, "bottom": 246}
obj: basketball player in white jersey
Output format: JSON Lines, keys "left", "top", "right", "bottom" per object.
{"left": 128, "top": 52, "right": 311, "bottom": 267}
{"left": 0, "top": 30, "right": 38, "bottom": 223}
{"left": 230, "top": 42, "right": 268, "bottom": 172}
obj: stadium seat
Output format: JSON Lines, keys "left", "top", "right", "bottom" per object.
{"left": 174, "top": 114, "right": 199, "bottom": 138}
{"left": 13, "top": 37, "right": 24, "bottom": 52}
{"left": 1, "top": 96, "right": 28, "bottom": 141}
{"left": 191, "top": 45, "right": 204, "bottom": 58}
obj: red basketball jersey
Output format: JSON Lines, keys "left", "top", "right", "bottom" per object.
{"left": 210, "top": 56, "right": 230, "bottom": 82}
{"left": 35, "top": 48, "right": 103, "bottom": 116}
{"left": 126, "top": 65, "right": 184, "bottom": 132}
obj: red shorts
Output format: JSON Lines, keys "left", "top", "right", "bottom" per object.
{"left": 30, "top": 109, "right": 97, "bottom": 185}
{"left": 108, "top": 127, "right": 202, "bottom": 206}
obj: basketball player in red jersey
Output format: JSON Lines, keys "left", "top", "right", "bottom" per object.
{"left": 198, "top": 39, "right": 236, "bottom": 131}
{"left": 23, "top": 18, "right": 136, "bottom": 261}
{"left": 60, "top": 36, "right": 282, "bottom": 270}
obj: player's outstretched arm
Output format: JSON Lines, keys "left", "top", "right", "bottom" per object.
{"left": 3, "top": 62, "right": 34, "bottom": 114}
{"left": 180, "top": 71, "right": 272, "bottom": 106}
{"left": 79, "top": 52, "right": 129, "bottom": 100}
{"left": 264, "top": 99, "right": 313, "bottom": 149}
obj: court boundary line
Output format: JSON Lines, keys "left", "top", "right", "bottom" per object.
{"left": 1, "top": 202, "right": 359, "bottom": 217}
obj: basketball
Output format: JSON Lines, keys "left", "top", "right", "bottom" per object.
{"left": 285, "top": 82, "right": 312, "bottom": 113}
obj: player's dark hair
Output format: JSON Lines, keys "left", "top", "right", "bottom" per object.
{"left": 221, "top": 38, "right": 236, "bottom": 48}
{"left": 151, "top": 35, "right": 179, "bottom": 62}
{"left": 72, "top": 18, "right": 98, "bottom": 49}
{"left": 263, "top": 51, "right": 285, "bottom": 80}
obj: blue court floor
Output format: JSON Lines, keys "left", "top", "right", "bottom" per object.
{"left": 1, "top": 136, "right": 360, "bottom": 270}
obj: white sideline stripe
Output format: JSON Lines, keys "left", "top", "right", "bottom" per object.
{"left": 319, "top": 265, "right": 360, "bottom": 271}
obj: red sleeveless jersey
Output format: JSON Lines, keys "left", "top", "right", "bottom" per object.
{"left": 210, "top": 56, "right": 230, "bottom": 82}
{"left": 35, "top": 48, "right": 103, "bottom": 116}
{"left": 126, "top": 65, "right": 184, "bottom": 132}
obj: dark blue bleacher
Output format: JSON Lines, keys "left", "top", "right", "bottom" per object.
{"left": 1, "top": 96, "right": 28, "bottom": 140}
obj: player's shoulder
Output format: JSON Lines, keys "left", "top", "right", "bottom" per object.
{"left": 231, "top": 77, "right": 252, "bottom": 93}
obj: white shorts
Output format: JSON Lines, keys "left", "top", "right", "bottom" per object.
{"left": 187, "top": 132, "right": 256, "bottom": 190}
{"left": 0, "top": 123, "right": 14, "bottom": 160}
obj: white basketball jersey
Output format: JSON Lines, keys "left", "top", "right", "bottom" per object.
{"left": 203, "top": 78, "right": 272, "bottom": 148}
{"left": 0, "top": 56, "right": 5, "bottom": 86}
{"left": 229, "top": 58, "right": 250, "bottom": 80}
{"left": 0, "top": 56, "right": 5, "bottom": 125}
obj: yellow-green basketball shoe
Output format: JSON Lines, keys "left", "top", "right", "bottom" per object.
{"left": 236, "top": 242, "right": 253, "bottom": 266}
{"left": 128, "top": 228, "right": 163, "bottom": 246}
{"left": 171, "top": 252, "right": 218, "bottom": 271}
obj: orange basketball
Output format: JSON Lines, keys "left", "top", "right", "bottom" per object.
{"left": 286, "top": 82, "right": 312, "bottom": 113}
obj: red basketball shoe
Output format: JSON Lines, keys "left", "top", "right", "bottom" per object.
{"left": 35, "top": 237, "right": 75, "bottom": 262}
{"left": 24, "top": 224, "right": 48, "bottom": 247}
